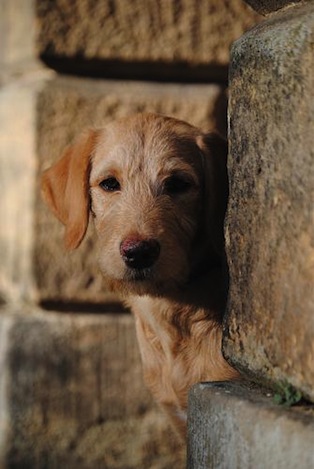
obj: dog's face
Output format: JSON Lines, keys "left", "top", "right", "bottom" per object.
{"left": 90, "top": 115, "right": 205, "bottom": 295}
{"left": 41, "top": 113, "right": 227, "bottom": 297}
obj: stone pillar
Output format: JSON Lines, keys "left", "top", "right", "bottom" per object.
{"left": 224, "top": 1, "right": 314, "bottom": 401}
{"left": 187, "top": 2, "right": 314, "bottom": 467}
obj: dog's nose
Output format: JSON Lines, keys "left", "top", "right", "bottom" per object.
{"left": 120, "top": 237, "right": 160, "bottom": 270}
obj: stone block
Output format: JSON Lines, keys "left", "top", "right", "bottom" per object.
{"left": 0, "top": 307, "right": 184, "bottom": 468}
{"left": 224, "top": 3, "right": 314, "bottom": 400}
{"left": 34, "top": 75, "right": 227, "bottom": 304}
{"left": 187, "top": 382, "right": 314, "bottom": 469}
{"left": 0, "top": 69, "right": 54, "bottom": 304}
{"left": 36, "top": 0, "right": 260, "bottom": 73}
{"left": 0, "top": 0, "right": 46, "bottom": 86}
{"left": 0, "top": 0, "right": 35, "bottom": 66}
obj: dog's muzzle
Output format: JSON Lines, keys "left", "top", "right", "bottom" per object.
{"left": 120, "top": 237, "right": 161, "bottom": 270}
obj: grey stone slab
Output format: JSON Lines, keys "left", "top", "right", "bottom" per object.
{"left": 187, "top": 382, "right": 314, "bottom": 469}
{"left": 224, "top": 2, "right": 314, "bottom": 401}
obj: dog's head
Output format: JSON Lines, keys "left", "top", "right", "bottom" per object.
{"left": 41, "top": 113, "right": 228, "bottom": 296}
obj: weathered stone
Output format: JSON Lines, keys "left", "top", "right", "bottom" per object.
{"left": 0, "top": 0, "right": 47, "bottom": 87}
{"left": 244, "top": 0, "right": 307, "bottom": 15}
{"left": 0, "top": 69, "right": 54, "bottom": 304}
{"left": 36, "top": 0, "right": 260, "bottom": 71}
{"left": 34, "top": 75, "right": 227, "bottom": 304}
{"left": 224, "top": 3, "right": 314, "bottom": 401}
{"left": 0, "top": 0, "right": 35, "bottom": 66}
{"left": 187, "top": 382, "right": 314, "bottom": 469}
{"left": 0, "top": 307, "right": 184, "bottom": 468}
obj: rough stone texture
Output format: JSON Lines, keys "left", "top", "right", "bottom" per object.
{"left": 244, "top": 0, "right": 308, "bottom": 15}
{"left": 224, "top": 3, "right": 314, "bottom": 401}
{"left": 187, "top": 382, "right": 314, "bottom": 469}
{"left": 0, "top": 0, "right": 35, "bottom": 66}
{"left": 35, "top": 75, "right": 227, "bottom": 304}
{"left": 0, "top": 0, "right": 46, "bottom": 87}
{"left": 0, "top": 69, "right": 54, "bottom": 304}
{"left": 0, "top": 307, "right": 184, "bottom": 468}
{"left": 36, "top": 0, "right": 260, "bottom": 68}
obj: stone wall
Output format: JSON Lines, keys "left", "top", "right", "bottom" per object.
{"left": 0, "top": 1, "right": 261, "bottom": 468}
{"left": 2, "top": 0, "right": 313, "bottom": 467}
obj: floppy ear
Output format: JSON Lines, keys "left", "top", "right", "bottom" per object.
{"left": 41, "top": 130, "right": 98, "bottom": 250}
{"left": 196, "top": 132, "right": 228, "bottom": 256}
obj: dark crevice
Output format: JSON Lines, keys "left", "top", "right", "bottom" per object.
{"left": 40, "top": 300, "right": 130, "bottom": 314}
{"left": 40, "top": 55, "right": 229, "bottom": 84}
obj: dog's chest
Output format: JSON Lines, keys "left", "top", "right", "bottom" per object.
{"left": 130, "top": 295, "right": 176, "bottom": 360}
{"left": 128, "top": 295, "right": 195, "bottom": 407}
{"left": 129, "top": 296, "right": 187, "bottom": 377}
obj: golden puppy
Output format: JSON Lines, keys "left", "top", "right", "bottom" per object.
{"left": 41, "top": 113, "right": 239, "bottom": 439}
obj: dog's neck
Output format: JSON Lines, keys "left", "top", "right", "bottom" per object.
{"left": 127, "top": 260, "right": 226, "bottom": 329}
{"left": 177, "top": 263, "right": 226, "bottom": 314}
{"left": 183, "top": 233, "right": 227, "bottom": 311}
{"left": 122, "top": 238, "right": 227, "bottom": 320}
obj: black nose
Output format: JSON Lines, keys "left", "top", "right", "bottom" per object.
{"left": 120, "top": 238, "right": 160, "bottom": 270}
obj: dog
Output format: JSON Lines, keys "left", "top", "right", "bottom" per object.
{"left": 41, "top": 113, "right": 239, "bottom": 440}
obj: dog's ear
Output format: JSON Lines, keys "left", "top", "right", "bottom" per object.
{"left": 41, "top": 130, "right": 98, "bottom": 250}
{"left": 196, "top": 132, "right": 228, "bottom": 255}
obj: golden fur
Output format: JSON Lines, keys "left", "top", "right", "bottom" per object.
{"left": 41, "top": 113, "right": 239, "bottom": 440}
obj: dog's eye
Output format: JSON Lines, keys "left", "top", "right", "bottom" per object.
{"left": 99, "top": 177, "right": 121, "bottom": 192}
{"left": 163, "top": 175, "right": 192, "bottom": 195}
